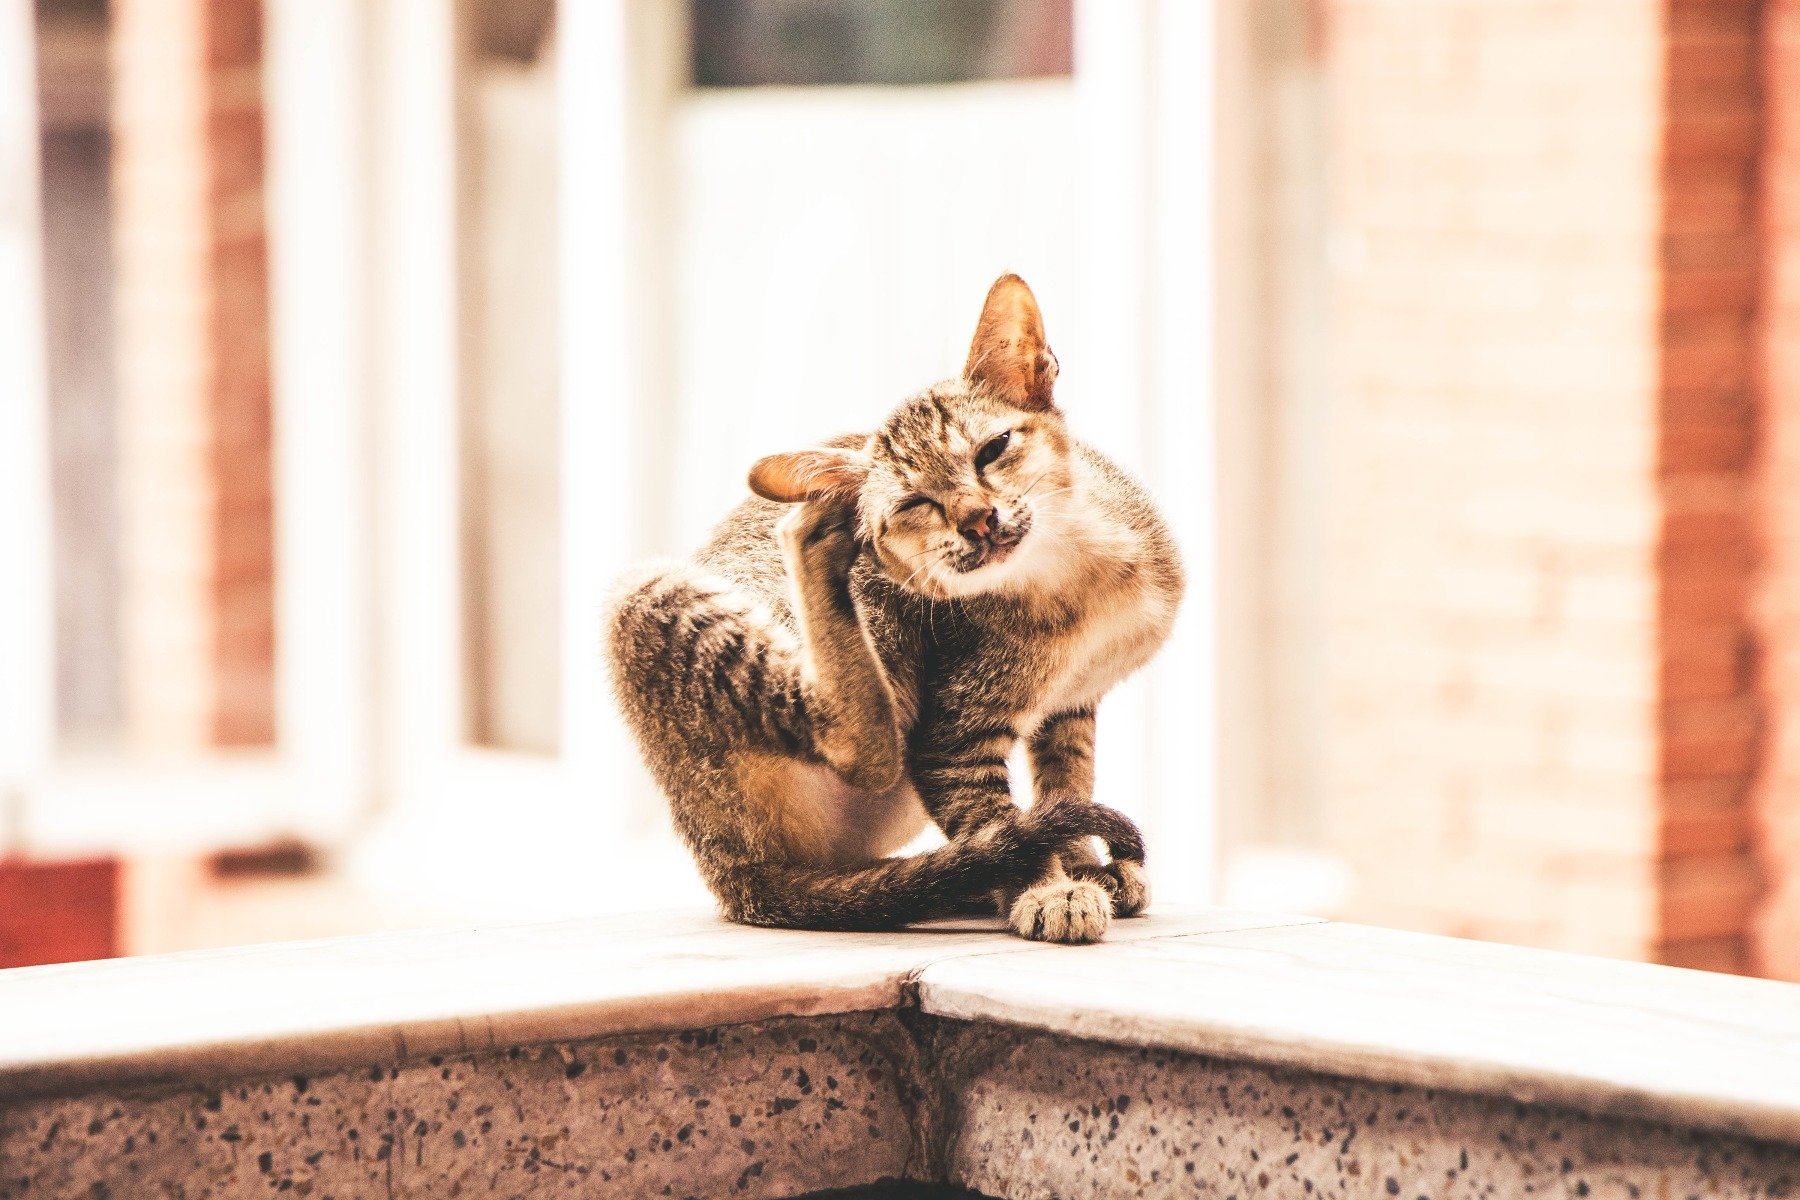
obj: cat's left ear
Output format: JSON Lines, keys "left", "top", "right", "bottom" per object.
{"left": 964, "top": 273, "right": 1058, "bottom": 411}
{"left": 748, "top": 448, "right": 868, "bottom": 504}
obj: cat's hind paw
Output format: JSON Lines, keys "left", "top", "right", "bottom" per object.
{"left": 1070, "top": 859, "right": 1150, "bottom": 918}
{"left": 1009, "top": 878, "right": 1113, "bottom": 944}
{"left": 775, "top": 501, "right": 858, "bottom": 577}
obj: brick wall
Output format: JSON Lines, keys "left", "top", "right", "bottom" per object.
{"left": 1322, "top": 0, "right": 1763, "bottom": 969}
{"left": 110, "top": 0, "right": 274, "bottom": 750}
{"left": 1659, "top": 0, "right": 1762, "bottom": 974}
{"left": 1758, "top": 0, "right": 1800, "bottom": 982}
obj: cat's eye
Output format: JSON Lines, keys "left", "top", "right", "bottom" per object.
{"left": 975, "top": 430, "right": 1013, "bottom": 471}
{"left": 895, "top": 495, "right": 937, "bottom": 516}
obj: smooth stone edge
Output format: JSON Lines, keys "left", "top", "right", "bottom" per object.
{"left": 914, "top": 977, "right": 1800, "bottom": 1148}
{"left": 0, "top": 976, "right": 907, "bottom": 1102}
{"left": 0, "top": 910, "right": 1325, "bottom": 1101}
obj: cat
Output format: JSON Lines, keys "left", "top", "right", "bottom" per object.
{"left": 604, "top": 274, "right": 1183, "bottom": 943}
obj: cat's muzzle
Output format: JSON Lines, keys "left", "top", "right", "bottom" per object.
{"left": 954, "top": 509, "right": 1032, "bottom": 572}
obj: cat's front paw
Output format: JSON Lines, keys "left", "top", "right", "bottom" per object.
{"left": 1070, "top": 859, "right": 1150, "bottom": 918}
{"left": 1009, "top": 878, "right": 1113, "bottom": 944}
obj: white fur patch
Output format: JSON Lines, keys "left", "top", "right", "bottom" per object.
{"left": 744, "top": 754, "right": 930, "bottom": 866}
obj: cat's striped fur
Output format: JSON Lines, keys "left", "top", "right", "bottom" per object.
{"left": 604, "top": 275, "right": 1182, "bottom": 942}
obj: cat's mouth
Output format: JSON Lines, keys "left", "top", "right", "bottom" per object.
{"left": 952, "top": 511, "right": 1032, "bottom": 573}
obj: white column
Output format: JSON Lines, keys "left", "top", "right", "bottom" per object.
{"left": 264, "top": 0, "right": 375, "bottom": 839}
{"left": 557, "top": 0, "right": 683, "bottom": 833}
{"left": 370, "top": 0, "right": 463, "bottom": 808}
{"left": 1073, "top": 0, "right": 1219, "bottom": 904}
{"left": 0, "top": 0, "right": 54, "bottom": 852}
{"left": 1146, "top": 0, "right": 1220, "bottom": 903}
{"left": 339, "top": 0, "right": 474, "bottom": 912}
{"left": 1072, "top": 0, "right": 1156, "bottom": 865}
{"left": 1207, "top": 0, "right": 1255, "bottom": 890}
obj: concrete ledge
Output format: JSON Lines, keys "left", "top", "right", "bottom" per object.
{"left": 933, "top": 1022, "right": 1800, "bottom": 1200}
{"left": 0, "top": 909, "right": 1303, "bottom": 1099}
{"left": 918, "top": 921, "right": 1800, "bottom": 1145}
{"left": 5, "top": 908, "right": 1800, "bottom": 1196}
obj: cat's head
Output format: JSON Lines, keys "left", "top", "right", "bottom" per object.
{"left": 748, "top": 274, "right": 1079, "bottom": 600}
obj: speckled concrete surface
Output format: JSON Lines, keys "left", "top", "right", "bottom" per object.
{"left": 10, "top": 1012, "right": 1800, "bottom": 1198}
{"left": 933, "top": 1021, "right": 1800, "bottom": 1199}
{"left": 0, "top": 1011, "right": 931, "bottom": 1199}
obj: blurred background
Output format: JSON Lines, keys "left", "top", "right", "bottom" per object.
{"left": 0, "top": 0, "right": 1791, "bottom": 981}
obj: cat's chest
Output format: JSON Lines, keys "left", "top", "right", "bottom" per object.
{"left": 1020, "top": 580, "right": 1177, "bottom": 731}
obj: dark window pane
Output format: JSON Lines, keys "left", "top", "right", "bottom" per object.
{"left": 475, "top": 0, "right": 554, "bottom": 65}
{"left": 691, "top": 0, "right": 1073, "bottom": 88}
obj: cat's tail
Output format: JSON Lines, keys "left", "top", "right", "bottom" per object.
{"left": 715, "top": 801, "right": 1143, "bottom": 931}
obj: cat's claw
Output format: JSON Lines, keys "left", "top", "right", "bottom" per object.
{"left": 1010, "top": 878, "right": 1113, "bottom": 944}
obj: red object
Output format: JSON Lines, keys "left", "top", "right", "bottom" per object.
{"left": 0, "top": 858, "right": 121, "bottom": 968}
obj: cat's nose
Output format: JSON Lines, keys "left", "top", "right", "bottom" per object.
{"left": 958, "top": 505, "right": 998, "bottom": 542}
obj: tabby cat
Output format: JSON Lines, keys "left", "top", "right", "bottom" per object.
{"left": 604, "top": 275, "right": 1182, "bottom": 942}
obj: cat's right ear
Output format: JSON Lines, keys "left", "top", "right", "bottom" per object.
{"left": 965, "top": 273, "right": 1058, "bottom": 411}
{"left": 748, "top": 449, "right": 867, "bottom": 504}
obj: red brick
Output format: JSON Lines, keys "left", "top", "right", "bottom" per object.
{"left": 1757, "top": 0, "right": 1800, "bottom": 980}
{"left": 1656, "top": 936, "right": 1749, "bottom": 974}
{"left": 1660, "top": 852, "right": 1762, "bottom": 942}
{"left": 0, "top": 859, "right": 121, "bottom": 967}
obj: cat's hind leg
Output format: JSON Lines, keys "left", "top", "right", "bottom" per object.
{"left": 604, "top": 564, "right": 820, "bottom": 761}
{"left": 774, "top": 500, "right": 905, "bottom": 793}
{"left": 605, "top": 499, "right": 901, "bottom": 795}
{"left": 606, "top": 534, "right": 898, "bottom": 788}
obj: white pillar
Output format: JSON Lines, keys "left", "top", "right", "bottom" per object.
{"left": 556, "top": 0, "right": 683, "bottom": 833}
{"left": 0, "top": 0, "right": 54, "bottom": 851}
{"left": 370, "top": 0, "right": 463, "bottom": 808}
{"left": 1147, "top": 0, "right": 1220, "bottom": 902}
{"left": 1073, "top": 0, "right": 1219, "bottom": 903}
{"left": 264, "top": 0, "right": 376, "bottom": 839}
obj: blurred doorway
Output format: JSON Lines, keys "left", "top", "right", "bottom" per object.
{"left": 559, "top": 0, "right": 1221, "bottom": 898}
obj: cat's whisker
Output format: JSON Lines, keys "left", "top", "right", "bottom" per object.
{"left": 898, "top": 560, "right": 935, "bottom": 593}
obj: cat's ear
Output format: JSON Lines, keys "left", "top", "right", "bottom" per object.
{"left": 748, "top": 448, "right": 868, "bottom": 504}
{"left": 964, "top": 273, "right": 1058, "bottom": 411}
